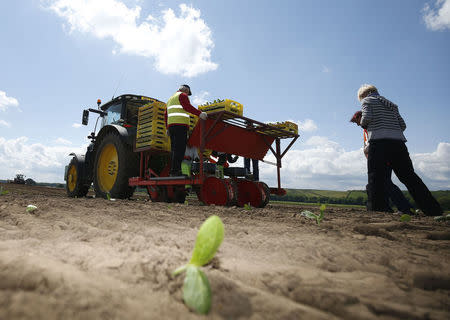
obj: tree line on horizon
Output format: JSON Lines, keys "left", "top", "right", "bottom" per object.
{"left": 270, "top": 189, "right": 450, "bottom": 211}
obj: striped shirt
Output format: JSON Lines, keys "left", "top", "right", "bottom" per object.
{"left": 360, "top": 95, "right": 407, "bottom": 142}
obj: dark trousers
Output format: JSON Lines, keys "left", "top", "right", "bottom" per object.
{"left": 244, "top": 158, "right": 259, "bottom": 181}
{"left": 169, "top": 125, "right": 188, "bottom": 175}
{"left": 385, "top": 167, "right": 414, "bottom": 213}
{"left": 367, "top": 139, "right": 442, "bottom": 216}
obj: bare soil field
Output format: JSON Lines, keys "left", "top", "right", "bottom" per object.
{"left": 0, "top": 183, "right": 449, "bottom": 319}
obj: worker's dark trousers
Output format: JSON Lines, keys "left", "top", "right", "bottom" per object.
{"left": 169, "top": 125, "right": 188, "bottom": 175}
{"left": 385, "top": 166, "right": 414, "bottom": 213}
{"left": 244, "top": 158, "right": 259, "bottom": 181}
{"left": 367, "top": 166, "right": 414, "bottom": 213}
{"left": 367, "top": 139, "right": 442, "bottom": 216}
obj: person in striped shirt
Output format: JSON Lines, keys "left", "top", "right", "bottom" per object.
{"left": 357, "top": 84, "right": 442, "bottom": 216}
{"left": 351, "top": 111, "right": 414, "bottom": 214}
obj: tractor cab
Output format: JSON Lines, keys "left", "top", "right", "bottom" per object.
{"left": 83, "top": 94, "right": 160, "bottom": 131}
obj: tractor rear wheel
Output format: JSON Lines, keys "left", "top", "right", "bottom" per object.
{"left": 66, "top": 157, "right": 90, "bottom": 197}
{"left": 93, "top": 132, "right": 138, "bottom": 199}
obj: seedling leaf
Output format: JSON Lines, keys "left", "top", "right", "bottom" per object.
{"left": 106, "top": 192, "right": 111, "bottom": 200}
{"left": 318, "top": 205, "right": 326, "bottom": 225}
{"left": 400, "top": 214, "right": 411, "bottom": 222}
{"left": 173, "top": 265, "right": 188, "bottom": 276}
{"left": 0, "top": 186, "right": 9, "bottom": 195}
{"left": 244, "top": 203, "right": 251, "bottom": 210}
{"left": 26, "top": 205, "right": 37, "bottom": 213}
{"left": 183, "top": 265, "right": 211, "bottom": 314}
{"left": 300, "top": 210, "right": 317, "bottom": 220}
{"left": 190, "top": 215, "right": 224, "bottom": 267}
{"left": 434, "top": 214, "right": 450, "bottom": 222}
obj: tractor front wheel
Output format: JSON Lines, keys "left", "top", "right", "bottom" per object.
{"left": 93, "top": 132, "right": 138, "bottom": 199}
{"left": 66, "top": 157, "right": 90, "bottom": 197}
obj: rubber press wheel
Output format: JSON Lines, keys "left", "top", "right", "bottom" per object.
{"left": 236, "top": 179, "right": 265, "bottom": 208}
{"left": 147, "top": 186, "right": 168, "bottom": 202}
{"left": 200, "top": 177, "right": 234, "bottom": 206}
{"left": 93, "top": 132, "right": 138, "bottom": 199}
{"left": 256, "top": 181, "right": 270, "bottom": 208}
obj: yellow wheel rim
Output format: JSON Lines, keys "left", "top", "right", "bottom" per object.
{"left": 67, "top": 164, "right": 77, "bottom": 192}
{"left": 97, "top": 143, "right": 118, "bottom": 192}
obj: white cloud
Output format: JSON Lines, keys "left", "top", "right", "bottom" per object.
{"left": 55, "top": 137, "right": 72, "bottom": 145}
{"left": 412, "top": 142, "right": 450, "bottom": 185}
{"left": 43, "top": 0, "right": 218, "bottom": 77}
{"left": 0, "top": 91, "right": 19, "bottom": 112}
{"left": 192, "top": 91, "right": 210, "bottom": 106}
{"left": 322, "top": 65, "right": 330, "bottom": 73}
{"left": 258, "top": 137, "right": 450, "bottom": 190}
{"left": 297, "top": 119, "right": 318, "bottom": 132}
{"left": 72, "top": 123, "right": 82, "bottom": 128}
{"left": 1, "top": 134, "right": 448, "bottom": 189}
{"left": 0, "top": 136, "right": 86, "bottom": 183}
{"left": 423, "top": 0, "right": 450, "bottom": 30}
{"left": 0, "top": 120, "right": 11, "bottom": 128}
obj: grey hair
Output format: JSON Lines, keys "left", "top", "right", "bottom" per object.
{"left": 357, "top": 84, "right": 378, "bottom": 101}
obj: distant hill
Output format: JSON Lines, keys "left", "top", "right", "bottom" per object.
{"left": 271, "top": 188, "right": 450, "bottom": 211}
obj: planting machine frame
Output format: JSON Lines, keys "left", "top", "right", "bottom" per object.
{"left": 65, "top": 94, "right": 298, "bottom": 207}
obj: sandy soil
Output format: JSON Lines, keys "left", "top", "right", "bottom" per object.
{"left": 0, "top": 183, "right": 449, "bottom": 320}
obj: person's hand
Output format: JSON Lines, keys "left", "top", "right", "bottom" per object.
{"left": 350, "top": 110, "right": 362, "bottom": 126}
{"left": 199, "top": 112, "right": 208, "bottom": 120}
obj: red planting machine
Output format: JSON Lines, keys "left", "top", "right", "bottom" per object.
{"left": 65, "top": 95, "right": 298, "bottom": 207}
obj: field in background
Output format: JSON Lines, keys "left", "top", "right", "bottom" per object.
{"left": 272, "top": 188, "right": 450, "bottom": 211}
{"left": 1, "top": 180, "right": 449, "bottom": 211}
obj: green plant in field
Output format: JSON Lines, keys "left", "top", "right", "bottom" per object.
{"left": 26, "top": 205, "right": 37, "bottom": 213}
{"left": 173, "top": 215, "right": 224, "bottom": 314}
{"left": 244, "top": 203, "right": 251, "bottom": 211}
{"left": 300, "top": 204, "right": 326, "bottom": 225}
{"left": 0, "top": 186, "right": 9, "bottom": 195}
{"left": 400, "top": 214, "right": 411, "bottom": 222}
{"left": 106, "top": 192, "right": 111, "bottom": 200}
{"left": 434, "top": 214, "right": 450, "bottom": 222}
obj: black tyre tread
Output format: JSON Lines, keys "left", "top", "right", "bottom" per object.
{"left": 66, "top": 157, "right": 90, "bottom": 198}
{"left": 258, "top": 181, "right": 270, "bottom": 208}
{"left": 93, "top": 132, "right": 139, "bottom": 199}
{"left": 173, "top": 186, "right": 186, "bottom": 204}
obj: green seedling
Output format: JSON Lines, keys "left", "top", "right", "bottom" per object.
{"left": 0, "top": 186, "right": 9, "bottom": 195}
{"left": 300, "top": 204, "right": 326, "bottom": 225}
{"left": 106, "top": 192, "right": 111, "bottom": 200}
{"left": 434, "top": 214, "right": 450, "bottom": 222}
{"left": 244, "top": 203, "right": 252, "bottom": 211}
{"left": 173, "top": 215, "right": 224, "bottom": 314}
{"left": 400, "top": 214, "right": 411, "bottom": 222}
{"left": 26, "top": 205, "right": 37, "bottom": 213}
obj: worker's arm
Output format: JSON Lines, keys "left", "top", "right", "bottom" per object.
{"left": 179, "top": 93, "right": 201, "bottom": 116}
{"left": 397, "top": 110, "right": 406, "bottom": 132}
{"left": 360, "top": 103, "right": 371, "bottom": 128}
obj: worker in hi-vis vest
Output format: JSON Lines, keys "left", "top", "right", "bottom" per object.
{"left": 165, "top": 84, "right": 208, "bottom": 176}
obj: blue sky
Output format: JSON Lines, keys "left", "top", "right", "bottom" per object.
{"left": 1, "top": 0, "right": 449, "bottom": 190}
